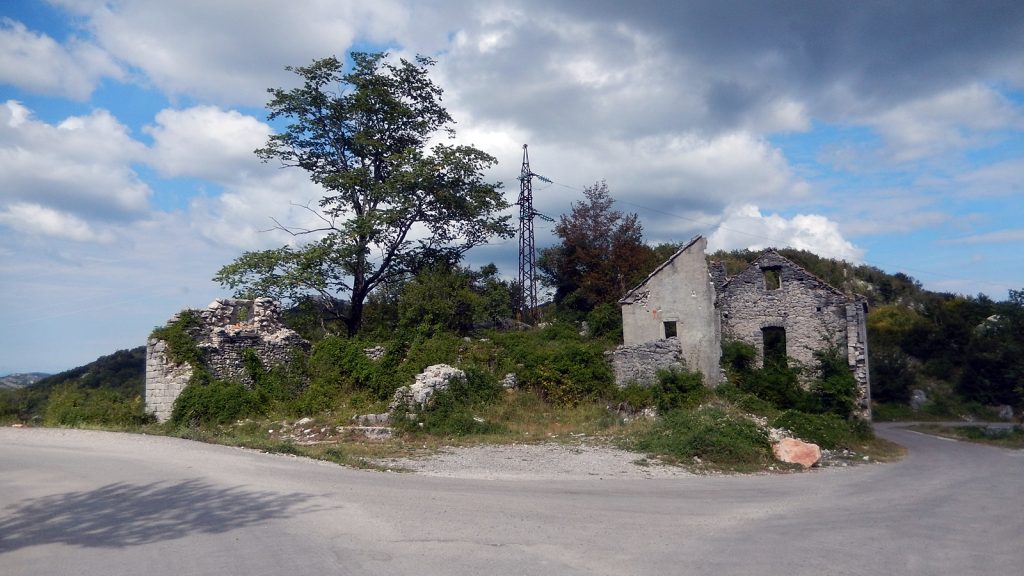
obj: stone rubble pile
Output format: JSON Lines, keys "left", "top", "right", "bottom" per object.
{"left": 606, "top": 337, "right": 685, "bottom": 387}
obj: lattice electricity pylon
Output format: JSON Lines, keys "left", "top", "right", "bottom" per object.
{"left": 516, "top": 144, "right": 553, "bottom": 323}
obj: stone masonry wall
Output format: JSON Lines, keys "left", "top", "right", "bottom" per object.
{"left": 145, "top": 298, "right": 309, "bottom": 423}
{"left": 846, "top": 301, "right": 871, "bottom": 419}
{"left": 718, "top": 251, "right": 849, "bottom": 370}
{"left": 144, "top": 333, "right": 194, "bottom": 423}
{"left": 717, "top": 251, "right": 871, "bottom": 418}
{"left": 606, "top": 337, "right": 684, "bottom": 387}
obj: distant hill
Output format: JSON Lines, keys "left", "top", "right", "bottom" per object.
{"left": 31, "top": 347, "right": 146, "bottom": 397}
{"left": 0, "top": 372, "right": 50, "bottom": 390}
{"left": 0, "top": 347, "right": 145, "bottom": 421}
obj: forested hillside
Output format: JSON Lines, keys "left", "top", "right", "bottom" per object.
{"left": 0, "top": 347, "right": 145, "bottom": 424}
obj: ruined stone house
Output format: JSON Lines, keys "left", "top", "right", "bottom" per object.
{"left": 145, "top": 298, "right": 309, "bottom": 423}
{"left": 613, "top": 235, "right": 871, "bottom": 419}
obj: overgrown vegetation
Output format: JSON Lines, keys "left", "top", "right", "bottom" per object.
{"left": 633, "top": 406, "right": 773, "bottom": 472}
{"left": 10, "top": 49, "right": 1020, "bottom": 475}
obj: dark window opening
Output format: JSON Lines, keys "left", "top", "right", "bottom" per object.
{"left": 815, "top": 306, "right": 823, "bottom": 313}
{"left": 664, "top": 321, "right": 678, "bottom": 339}
{"left": 762, "top": 326, "right": 787, "bottom": 366}
{"left": 763, "top": 267, "right": 781, "bottom": 290}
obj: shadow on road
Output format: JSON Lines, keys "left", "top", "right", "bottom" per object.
{"left": 0, "top": 479, "right": 321, "bottom": 552}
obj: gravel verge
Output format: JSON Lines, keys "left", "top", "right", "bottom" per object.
{"left": 373, "top": 441, "right": 694, "bottom": 480}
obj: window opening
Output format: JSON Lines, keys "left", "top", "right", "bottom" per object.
{"left": 763, "top": 267, "right": 781, "bottom": 291}
{"left": 663, "top": 321, "right": 678, "bottom": 339}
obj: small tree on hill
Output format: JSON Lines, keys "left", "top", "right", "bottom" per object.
{"left": 215, "top": 53, "right": 513, "bottom": 335}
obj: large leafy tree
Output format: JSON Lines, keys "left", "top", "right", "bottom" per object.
{"left": 215, "top": 53, "right": 513, "bottom": 335}
{"left": 538, "top": 181, "right": 658, "bottom": 314}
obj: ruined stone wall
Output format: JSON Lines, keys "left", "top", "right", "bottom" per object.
{"left": 846, "top": 301, "right": 871, "bottom": 419}
{"left": 620, "top": 236, "right": 722, "bottom": 385}
{"left": 606, "top": 337, "right": 684, "bottom": 387}
{"left": 718, "top": 251, "right": 849, "bottom": 370}
{"left": 145, "top": 298, "right": 309, "bottom": 423}
{"left": 144, "top": 331, "right": 194, "bottom": 423}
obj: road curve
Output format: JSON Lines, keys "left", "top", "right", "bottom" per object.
{"left": 1, "top": 424, "right": 1021, "bottom": 576}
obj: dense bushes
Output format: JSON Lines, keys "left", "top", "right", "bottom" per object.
{"left": 170, "top": 373, "right": 257, "bottom": 427}
{"left": 486, "top": 323, "right": 614, "bottom": 406}
{"left": 43, "top": 383, "right": 152, "bottom": 427}
{"left": 634, "top": 406, "right": 772, "bottom": 470}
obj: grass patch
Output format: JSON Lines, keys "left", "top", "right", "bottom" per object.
{"left": 910, "top": 424, "right": 1024, "bottom": 449}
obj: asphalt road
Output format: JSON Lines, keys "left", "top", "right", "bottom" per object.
{"left": 1, "top": 424, "right": 1021, "bottom": 576}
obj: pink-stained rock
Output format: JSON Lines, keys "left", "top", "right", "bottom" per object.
{"left": 772, "top": 437, "right": 822, "bottom": 468}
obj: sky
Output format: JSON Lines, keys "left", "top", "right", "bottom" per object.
{"left": 1, "top": 1, "right": 1023, "bottom": 374}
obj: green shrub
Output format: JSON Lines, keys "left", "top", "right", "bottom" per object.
{"left": 393, "top": 367, "right": 506, "bottom": 436}
{"left": 244, "top": 349, "right": 310, "bottom": 413}
{"left": 534, "top": 342, "right": 614, "bottom": 406}
{"left": 654, "top": 367, "right": 708, "bottom": 412}
{"left": 486, "top": 324, "right": 613, "bottom": 406}
{"left": 150, "top": 310, "right": 203, "bottom": 366}
{"left": 714, "top": 384, "right": 780, "bottom": 417}
{"left": 635, "top": 406, "right": 771, "bottom": 470}
{"left": 170, "top": 374, "right": 256, "bottom": 427}
{"left": 721, "top": 340, "right": 757, "bottom": 374}
{"left": 771, "top": 410, "right": 872, "bottom": 450}
{"left": 43, "top": 383, "right": 152, "bottom": 427}
{"left": 586, "top": 302, "right": 623, "bottom": 341}
{"left": 809, "top": 344, "right": 859, "bottom": 418}
{"left": 615, "top": 383, "right": 658, "bottom": 410}
{"left": 739, "top": 360, "right": 810, "bottom": 411}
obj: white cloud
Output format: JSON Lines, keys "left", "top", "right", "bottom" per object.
{"left": 868, "top": 84, "right": 1023, "bottom": 162}
{"left": 145, "top": 106, "right": 273, "bottom": 181}
{"left": 55, "top": 0, "right": 424, "bottom": 106}
{"left": 0, "top": 100, "right": 150, "bottom": 223}
{"left": 956, "top": 157, "right": 1024, "bottom": 198}
{"left": 943, "top": 229, "right": 1024, "bottom": 245}
{"left": 0, "top": 202, "right": 114, "bottom": 243}
{"left": 708, "top": 204, "right": 863, "bottom": 262}
{"left": 0, "top": 18, "right": 121, "bottom": 99}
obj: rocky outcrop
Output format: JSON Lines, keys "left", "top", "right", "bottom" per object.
{"left": 772, "top": 437, "right": 822, "bottom": 468}
{"left": 145, "top": 298, "right": 309, "bottom": 423}
{"left": 389, "top": 364, "right": 466, "bottom": 412}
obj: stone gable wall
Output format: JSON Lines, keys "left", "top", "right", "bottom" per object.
{"left": 717, "top": 252, "right": 849, "bottom": 370}
{"left": 619, "top": 236, "right": 722, "bottom": 385}
{"left": 145, "top": 298, "right": 309, "bottom": 423}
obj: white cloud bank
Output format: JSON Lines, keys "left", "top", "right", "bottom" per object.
{"left": 708, "top": 204, "right": 863, "bottom": 262}
{"left": 0, "top": 18, "right": 122, "bottom": 100}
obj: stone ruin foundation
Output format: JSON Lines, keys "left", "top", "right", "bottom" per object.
{"left": 145, "top": 298, "right": 309, "bottom": 423}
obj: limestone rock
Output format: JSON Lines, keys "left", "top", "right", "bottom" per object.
{"left": 501, "top": 373, "right": 519, "bottom": 389}
{"left": 389, "top": 364, "right": 466, "bottom": 412}
{"left": 997, "top": 404, "right": 1014, "bottom": 421}
{"left": 910, "top": 389, "right": 928, "bottom": 411}
{"left": 363, "top": 346, "right": 386, "bottom": 361}
{"left": 772, "top": 437, "right": 821, "bottom": 468}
